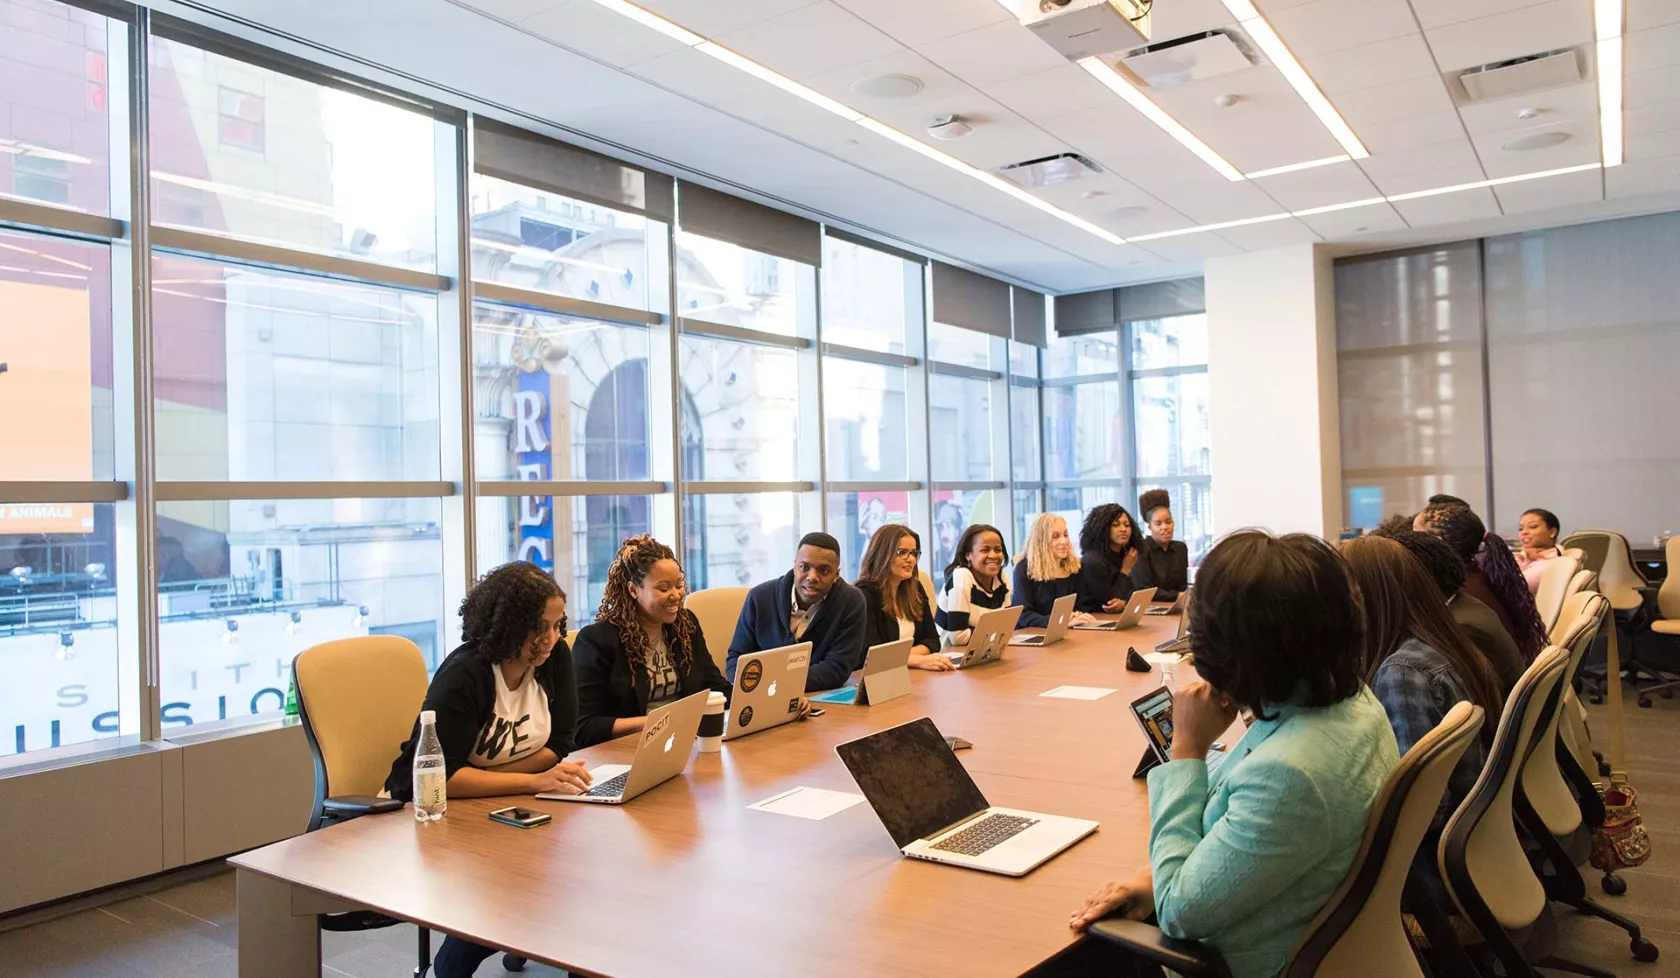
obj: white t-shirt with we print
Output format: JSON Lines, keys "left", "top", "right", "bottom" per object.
{"left": 467, "top": 664, "right": 551, "bottom": 769}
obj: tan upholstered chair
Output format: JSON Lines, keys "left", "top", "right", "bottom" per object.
{"left": 1561, "top": 531, "right": 1645, "bottom": 612}
{"left": 1550, "top": 591, "right": 1606, "bottom": 779}
{"left": 1634, "top": 535, "right": 1680, "bottom": 707}
{"left": 1533, "top": 555, "right": 1581, "bottom": 636}
{"left": 686, "top": 586, "right": 750, "bottom": 673}
{"left": 1086, "top": 704, "right": 1486, "bottom": 978}
{"left": 918, "top": 569, "right": 938, "bottom": 611}
{"left": 1522, "top": 598, "right": 1606, "bottom": 852}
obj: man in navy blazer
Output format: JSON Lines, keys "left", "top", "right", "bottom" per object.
{"left": 726, "top": 532, "right": 867, "bottom": 692}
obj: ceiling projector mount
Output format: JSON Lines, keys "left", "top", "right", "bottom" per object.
{"left": 1023, "top": 0, "right": 1154, "bottom": 60}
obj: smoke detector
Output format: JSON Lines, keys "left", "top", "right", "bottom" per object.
{"left": 927, "top": 115, "right": 973, "bottom": 140}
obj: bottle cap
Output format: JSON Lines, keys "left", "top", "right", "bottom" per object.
{"left": 420, "top": 709, "right": 436, "bottom": 724}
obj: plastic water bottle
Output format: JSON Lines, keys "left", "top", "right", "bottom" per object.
{"left": 412, "top": 710, "right": 447, "bottom": 821}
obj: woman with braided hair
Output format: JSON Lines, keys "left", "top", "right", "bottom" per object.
{"left": 1414, "top": 501, "right": 1549, "bottom": 663}
{"left": 572, "top": 534, "right": 730, "bottom": 748}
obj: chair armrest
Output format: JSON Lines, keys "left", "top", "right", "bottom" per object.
{"left": 322, "top": 795, "right": 405, "bottom": 820}
{"left": 1085, "top": 919, "right": 1232, "bottom": 978}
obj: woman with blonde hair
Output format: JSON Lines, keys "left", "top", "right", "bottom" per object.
{"left": 855, "top": 524, "right": 954, "bottom": 671}
{"left": 1012, "top": 513, "right": 1098, "bottom": 629}
{"left": 571, "top": 534, "right": 730, "bottom": 748}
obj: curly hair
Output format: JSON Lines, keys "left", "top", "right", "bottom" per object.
{"left": 1139, "top": 488, "right": 1172, "bottom": 523}
{"left": 1022, "top": 513, "right": 1080, "bottom": 582}
{"left": 857, "top": 524, "right": 925, "bottom": 620}
{"left": 1079, "top": 503, "right": 1140, "bottom": 557}
{"left": 1417, "top": 502, "right": 1548, "bottom": 661}
{"left": 460, "top": 561, "right": 567, "bottom": 665}
{"left": 943, "top": 524, "right": 1008, "bottom": 591}
{"left": 596, "top": 535, "right": 694, "bottom": 678}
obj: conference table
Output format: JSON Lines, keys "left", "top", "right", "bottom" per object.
{"left": 231, "top": 607, "right": 1203, "bottom": 977}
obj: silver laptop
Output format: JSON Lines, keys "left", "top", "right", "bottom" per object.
{"left": 1155, "top": 588, "right": 1194, "bottom": 653}
{"left": 1008, "top": 592, "right": 1076, "bottom": 646}
{"left": 837, "top": 717, "right": 1099, "bottom": 877}
{"left": 540, "top": 690, "right": 707, "bottom": 805}
{"left": 944, "top": 605, "right": 1020, "bottom": 669}
{"left": 1146, "top": 586, "right": 1192, "bottom": 616}
{"left": 809, "top": 639, "right": 912, "bottom": 706}
{"left": 723, "top": 643, "right": 812, "bottom": 741}
{"left": 1074, "top": 586, "right": 1157, "bottom": 631}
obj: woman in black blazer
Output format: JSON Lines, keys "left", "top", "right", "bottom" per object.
{"left": 855, "top": 524, "right": 953, "bottom": 671}
{"left": 572, "top": 535, "right": 730, "bottom": 748}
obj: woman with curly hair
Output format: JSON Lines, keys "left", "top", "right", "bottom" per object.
{"left": 1077, "top": 502, "right": 1139, "bottom": 613}
{"left": 1414, "top": 500, "right": 1548, "bottom": 663}
{"left": 572, "top": 535, "right": 730, "bottom": 748}
{"left": 1013, "top": 513, "right": 1098, "bottom": 629}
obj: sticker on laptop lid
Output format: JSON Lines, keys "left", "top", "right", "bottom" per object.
{"left": 642, "top": 711, "right": 672, "bottom": 746}
{"left": 785, "top": 650, "right": 810, "bottom": 670}
{"left": 740, "top": 659, "right": 763, "bottom": 693}
{"left": 787, "top": 696, "right": 801, "bottom": 714}
{"left": 738, "top": 705, "right": 754, "bottom": 728}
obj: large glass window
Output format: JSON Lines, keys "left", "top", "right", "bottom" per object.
{"left": 0, "top": 0, "right": 116, "bottom": 215}
{"left": 1132, "top": 373, "right": 1211, "bottom": 479}
{"left": 478, "top": 493, "right": 653, "bottom": 625}
{"left": 821, "top": 238, "right": 916, "bottom": 355}
{"left": 150, "top": 256, "right": 441, "bottom": 482}
{"left": 927, "top": 321, "right": 991, "bottom": 369}
{"left": 685, "top": 492, "right": 801, "bottom": 590}
{"left": 1045, "top": 382, "right": 1124, "bottom": 481}
{"left": 675, "top": 232, "right": 810, "bottom": 338}
{"left": 1046, "top": 331, "right": 1119, "bottom": 379}
{"left": 470, "top": 174, "right": 667, "bottom": 314}
{"left": 1138, "top": 480, "right": 1214, "bottom": 564}
{"left": 931, "top": 489, "right": 996, "bottom": 573}
{"left": 147, "top": 36, "right": 439, "bottom": 271}
{"left": 1128, "top": 310, "right": 1210, "bottom": 558}
{"left": 1131, "top": 314, "right": 1208, "bottom": 370}
{"left": 155, "top": 497, "right": 444, "bottom": 727}
{"left": 1010, "top": 382, "right": 1042, "bottom": 483}
{"left": 1048, "top": 485, "right": 1120, "bottom": 531}
{"left": 679, "top": 335, "right": 799, "bottom": 482}
{"left": 928, "top": 373, "right": 992, "bottom": 482}
{"left": 827, "top": 490, "right": 911, "bottom": 581}
{"left": 822, "top": 357, "right": 908, "bottom": 482}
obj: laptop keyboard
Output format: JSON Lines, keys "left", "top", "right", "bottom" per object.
{"left": 584, "top": 771, "right": 630, "bottom": 798}
{"left": 931, "top": 813, "right": 1040, "bottom": 856}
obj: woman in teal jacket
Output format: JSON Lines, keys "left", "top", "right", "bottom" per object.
{"left": 1066, "top": 531, "right": 1400, "bottom": 978}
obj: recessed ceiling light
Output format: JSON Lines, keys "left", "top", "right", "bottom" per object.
{"left": 1595, "top": 0, "right": 1624, "bottom": 167}
{"left": 850, "top": 74, "right": 925, "bottom": 99}
{"left": 1502, "top": 131, "right": 1571, "bottom": 152}
{"left": 1217, "top": 0, "right": 1369, "bottom": 160}
{"left": 1108, "top": 205, "right": 1149, "bottom": 221}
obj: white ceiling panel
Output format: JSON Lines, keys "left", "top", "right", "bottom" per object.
{"left": 1627, "top": 65, "right": 1680, "bottom": 108}
{"left": 1472, "top": 125, "right": 1601, "bottom": 178}
{"left": 1456, "top": 82, "right": 1599, "bottom": 135}
{"left": 830, "top": 0, "right": 1011, "bottom": 48}
{"left": 1266, "top": 0, "right": 1419, "bottom": 57}
{"left": 634, "top": 0, "right": 822, "bottom": 36}
{"left": 945, "top": 122, "right": 1075, "bottom": 170}
{"left": 714, "top": 2, "right": 903, "bottom": 81}
{"left": 1249, "top": 160, "right": 1385, "bottom": 209}
{"left": 982, "top": 63, "right": 1120, "bottom": 120}
{"left": 804, "top": 49, "right": 971, "bottom": 115}
{"left": 630, "top": 45, "right": 776, "bottom": 105}
{"left": 1214, "top": 217, "right": 1322, "bottom": 250}
{"left": 1147, "top": 0, "right": 1241, "bottom": 39}
{"left": 1492, "top": 167, "right": 1603, "bottom": 212}
{"left": 1627, "top": 98, "right": 1680, "bottom": 136}
{"left": 1626, "top": 126, "right": 1680, "bottom": 160}
{"left": 455, "top": 0, "right": 565, "bottom": 22}
{"left": 519, "top": 1, "right": 691, "bottom": 67}
{"left": 1389, "top": 186, "right": 1504, "bottom": 224}
{"left": 1301, "top": 33, "right": 1440, "bottom": 94}
{"left": 1295, "top": 200, "right": 1409, "bottom": 237}
{"left": 1154, "top": 70, "right": 1345, "bottom": 172}
{"left": 1333, "top": 76, "right": 1459, "bottom": 129}
{"left": 913, "top": 18, "right": 1072, "bottom": 87}
{"left": 1409, "top": 0, "right": 1551, "bottom": 30}
{"left": 1358, "top": 110, "right": 1470, "bottom": 154}
{"left": 867, "top": 89, "right": 1026, "bottom": 138}
{"left": 1627, "top": 21, "right": 1680, "bottom": 73}
{"left": 1605, "top": 154, "right": 1680, "bottom": 198}
{"left": 1358, "top": 139, "right": 1486, "bottom": 186}
{"left": 1132, "top": 175, "right": 1292, "bottom": 225}
{"left": 1627, "top": 0, "right": 1680, "bottom": 33}
{"left": 1422, "top": 0, "right": 1593, "bottom": 72}
{"left": 1133, "top": 234, "right": 1246, "bottom": 263}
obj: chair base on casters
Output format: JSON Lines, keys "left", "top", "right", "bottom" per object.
{"left": 503, "top": 954, "right": 527, "bottom": 971}
{"left": 1602, "top": 873, "right": 1627, "bottom": 896}
{"left": 1536, "top": 954, "right": 1621, "bottom": 977}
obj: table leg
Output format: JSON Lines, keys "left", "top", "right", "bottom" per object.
{"left": 237, "top": 868, "right": 322, "bottom": 977}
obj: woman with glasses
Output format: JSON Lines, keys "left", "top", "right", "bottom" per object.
{"left": 856, "top": 524, "right": 954, "bottom": 671}
{"left": 383, "top": 561, "right": 592, "bottom": 977}
{"left": 572, "top": 535, "right": 731, "bottom": 748}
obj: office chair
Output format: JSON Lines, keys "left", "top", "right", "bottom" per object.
{"left": 293, "top": 636, "right": 434, "bottom": 977}
{"left": 1635, "top": 535, "right": 1680, "bottom": 708}
{"left": 685, "top": 587, "right": 750, "bottom": 673}
{"left": 1565, "top": 531, "right": 1664, "bottom": 703}
{"left": 1085, "top": 703, "right": 1486, "bottom": 978}
{"left": 1553, "top": 590, "right": 1610, "bottom": 779}
{"left": 918, "top": 569, "right": 938, "bottom": 614}
{"left": 1534, "top": 555, "right": 1583, "bottom": 636}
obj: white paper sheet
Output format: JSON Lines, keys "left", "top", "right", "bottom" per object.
{"left": 747, "top": 786, "right": 868, "bottom": 820}
{"left": 1144, "top": 652, "right": 1184, "bottom": 665}
{"left": 1039, "top": 685, "right": 1118, "bottom": 700}
{"left": 534, "top": 763, "right": 630, "bottom": 799}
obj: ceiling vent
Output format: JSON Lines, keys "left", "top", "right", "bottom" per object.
{"left": 1118, "top": 30, "right": 1259, "bottom": 90}
{"left": 993, "top": 153, "right": 1105, "bottom": 189}
{"left": 1452, "top": 48, "right": 1586, "bottom": 103}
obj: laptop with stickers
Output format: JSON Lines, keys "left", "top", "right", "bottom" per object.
{"left": 723, "top": 642, "right": 813, "bottom": 741}
{"left": 1008, "top": 592, "right": 1075, "bottom": 646}
{"left": 943, "top": 605, "right": 1020, "bottom": 669}
{"left": 540, "top": 690, "right": 707, "bottom": 805}
{"left": 837, "top": 717, "right": 1099, "bottom": 877}
{"left": 1073, "top": 586, "right": 1157, "bottom": 631}
{"left": 809, "top": 639, "right": 913, "bottom": 706}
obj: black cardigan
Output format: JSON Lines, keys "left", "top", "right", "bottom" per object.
{"left": 1131, "top": 538, "right": 1189, "bottom": 601}
{"left": 856, "top": 579, "right": 940, "bottom": 654}
{"left": 571, "top": 612, "right": 731, "bottom": 748}
{"left": 1011, "top": 561, "right": 1082, "bottom": 629}
{"left": 726, "top": 571, "right": 868, "bottom": 692}
{"left": 1078, "top": 547, "right": 1136, "bottom": 612}
{"left": 384, "top": 640, "right": 577, "bottom": 800}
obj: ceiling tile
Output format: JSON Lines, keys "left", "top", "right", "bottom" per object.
{"left": 1266, "top": 0, "right": 1418, "bottom": 57}
{"left": 1627, "top": 126, "right": 1680, "bottom": 160}
{"left": 914, "top": 18, "right": 1072, "bottom": 87}
{"left": 1334, "top": 76, "right": 1459, "bottom": 129}
{"left": 630, "top": 45, "right": 776, "bottom": 104}
{"left": 1153, "top": 68, "right": 1345, "bottom": 171}
{"left": 946, "top": 122, "right": 1073, "bottom": 170}
{"left": 1132, "top": 176, "right": 1291, "bottom": 225}
{"left": 1605, "top": 154, "right": 1680, "bottom": 198}
{"left": 519, "top": 1, "right": 690, "bottom": 67}
{"left": 1359, "top": 109, "right": 1469, "bottom": 153}
{"left": 1422, "top": 0, "right": 1594, "bottom": 72}
{"left": 1627, "top": 98, "right": 1680, "bottom": 136}
{"left": 1492, "top": 167, "right": 1603, "bottom": 212}
{"left": 867, "top": 89, "right": 1027, "bottom": 140}
{"left": 1628, "top": 0, "right": 1680, "bottom": 33}
{"left": 1249, "top": 159, "right": 1385, "bottom": 209}
{"left": 804, "top": 49, "right": 970, "bottom": 114}
{"left": 1389, "top": 186, "right": 1503, "bottom": 224}
{"left": 982, "top": 63, "right": 1119, "bottom": 120}
{"left": 1456, "top": 81, "right": 1599, "bottom": 135}
{"left": 1471, "top": 120, "right": 1600, "bottom": 177}
{"left": 1215, "top": 217, "right": 1322, "bottom": 250}
{"left": 634, "top": 0, "right": 824, "bottom": 37}
{"left": 1627, "top": 65, "right": 1680, "bottom": 108}
{"left": 1301, "top": 33, "right": 1440, "bottom": 94}
{"left": 1358, "top": 139, "right": 1486, "bottom": 187}
{"left": 1147, "top": 0, "right": 1243, "bottom": 39}
{"left": 830, "top": 0, "right": 1012, "bottom": 47}
{"left": 1133, "top": 234, "right": 1246, "bottom": 262}
{"left": 1626, "top": 22, "right": 1680, "bottom": 72}
{"left": 715, "top": 1, "right": 904, "bottom": 81}
{"left": 1294, "top": 200, "right": 1408, "bottom": 238}
{"left": 1409, "top": 0, "right": 1552, "bottom": 31}
{"left": 458, "top": 0, "right": 565, "bottom": 22}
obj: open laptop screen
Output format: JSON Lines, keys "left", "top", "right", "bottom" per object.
{"left": 836, "top": 717, "right": 988, "bottom": 849}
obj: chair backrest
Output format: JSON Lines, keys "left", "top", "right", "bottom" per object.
{"left": 1522, "top": 600, "right": 1606, "bottom": 840}
{"left": 918, "top": 569, "right": 938, "bottom": 612}
{"left": 685, "top": 586, "right": 749, "bottom": 672}
{"left": 1285, "top": 703, "right": 1484, "bottom": 978}
{"left": 1563, "top": 531, "right": 1643, "bottom": 611}
{"left": 1563, "top": 568, "right": 1595, "bottom": 600}
{"left": 1660, "top": 536, "right": 1680, "bottom": 619}
{"left": 1549, "top": 587, "right": 1602, "bottom": 646}
{"left": 1562, "top": 547, "right": 1585, "bottom": 562}
{"left": 1439, "top": 646, "right": 1568, "bottom": 940}
{"left": 1533, "top": 555, "right": 1581, "bottom": 635}
{"left": 294, "top": 636, "right": 430, "bottom": 805}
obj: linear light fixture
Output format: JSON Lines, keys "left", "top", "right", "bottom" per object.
{"left": 1595, "top": 0, "right": 1624, "bottom": 166}
{"left": 1078, "top": 57, "right": 1246, "bottom": 181}
{"left": 1217, "top": 0, "right": 1368, "bottom": 160}
{"left": 1126, "top": 211, "right": 1294, "bottom": 242}
{"left": 695, "top": 42, "right": 864, "bottom": 122}
{"left": 585, "top": 0, "right": 704, "bottom": 45}
{"left": 1289, "top": 197, "right": 1386, "bottom": 217}
{"left": 1383, "top": 163, "right": 1604, "bottom": 202}
{"left": 1244, "top": 155, "right": 1351, "bottom": 179}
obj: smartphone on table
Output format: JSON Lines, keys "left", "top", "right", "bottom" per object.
{"left": 489, "top": 806, "right": 551, "bottom": 829}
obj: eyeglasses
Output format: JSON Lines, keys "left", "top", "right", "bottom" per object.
{"left": 894, "top": 548, "right": 922, "bottom": 559}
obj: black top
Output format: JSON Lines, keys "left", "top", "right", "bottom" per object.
{"left": 1131, "top": 538, "right": 1189, "bottom": 601}
{"left": 1450, "top": 591, "right": 1525, "bottom": 696}
{"left": 571, "top": 611, "right": 732, "bottom": 749}
{"left": 1011, "top": 561, "right": 1082, "bottom": 629}
{"left": 726, "top": 571, "right": 868, "bottom": 692}
{"left": 857, "top": 579, "right": 941, "bottom": 654}
{"left": 1078, "top": 547, "right": 1136, "bottom": 612}
{"left": 384, "top": 641, "right": 578, "bottom": 800}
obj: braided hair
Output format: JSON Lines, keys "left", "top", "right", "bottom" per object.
{"left": 1417, "top": 502, "right": 1548, "bottom": 661}
{"left": 596, "top": 535, "right": 694, "bottom": 678}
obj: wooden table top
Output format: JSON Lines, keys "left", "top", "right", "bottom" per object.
{"left": 233, "top": 611, "right": 1200, "bottom": 978}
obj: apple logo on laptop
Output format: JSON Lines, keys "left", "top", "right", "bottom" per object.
{"left": 663, "top": 734, "right": 675, "bottom": 753}
{"left": 768, "top": 680, "right": 779, "bottom": 698}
